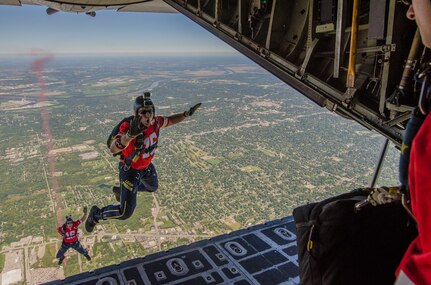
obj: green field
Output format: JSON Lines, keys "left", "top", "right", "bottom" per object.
{"left": 63, "top": 254, "right": 80, "bottom": 276}
{"left": 0, "top": 253, "right": 5, "bottom": 273}
{"left": 0, "top": 56, "right": 401, "bottom": 277}
{"left": 34, "top": 243, "right": 59, "bottom": 268}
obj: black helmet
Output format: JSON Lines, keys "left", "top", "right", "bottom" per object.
{"left": 134, "top": 92, "right": 155, "bottom": 115}
{"left": 66, "top": 215, "right": 73, "bottom": 224}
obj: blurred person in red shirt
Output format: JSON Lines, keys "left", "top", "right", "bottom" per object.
{"left": 56, "top": 207, "right": 91, "bottom": 265}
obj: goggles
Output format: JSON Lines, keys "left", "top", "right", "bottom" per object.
{"left": 401, "top": 0, "right": 411, "bottom": 5}
{"left": 139, "top": 108, "right": 153, "bottom": 116}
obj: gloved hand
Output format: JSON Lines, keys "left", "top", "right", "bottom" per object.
{"left": 83, "top": 206, "right": 88, "bottom": 214}
{"left": 135, "top": 134, "right": 144, "bottom": 150}
{"left": 127, "top": 116, "right": 143, "bottom": 138}
{"left": 184, "top": 103, "right": 202, "bottom": 117}
{"left": 367, "top": 187, "right": 401, "bottom": 206}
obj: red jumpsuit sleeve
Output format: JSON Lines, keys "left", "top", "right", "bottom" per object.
{"left": 57, "top": 226, "right": 64, "bottom": 236}
{"left": 410, "top": 115, "right": 431, "bottom": 254}
{"left": 157, "top": 116, "right": 168, "bottom": 128}
{"left": 118, "top": 121, "right": 130, "bottom": 134}
{"left": 397, "top": 115, "right": 431, "bottom": 284}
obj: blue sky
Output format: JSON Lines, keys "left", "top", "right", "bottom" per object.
{"left": 0, "top": 5, "right": 237, "bottom": 55}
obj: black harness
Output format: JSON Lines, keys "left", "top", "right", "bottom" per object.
{"left": 122, "top": 120, "right": 160, "bottom": 171}
{"left": 399, "top": 66, "right": 431, "bottom": 201}
{"left": 123, "top": 142, "right": 158, "bottom": 171}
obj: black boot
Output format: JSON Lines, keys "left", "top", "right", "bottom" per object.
{"left": 58, "top": 257, "right": 65, "bottom": 265}
{"left": 85, "top": 206, "right": 101, "bottom": 233}
{"left": 85, "top": 254, "right": 91, "bottom": 261}
{"left": 112, "top": 186, "right": 120, "bottom": 202}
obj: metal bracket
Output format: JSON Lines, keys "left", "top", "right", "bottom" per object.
{"left": 352, "top": 44, "right": 395, "bottom": 56}
{"left": 383, "top": 111, "right": 411, "bottom": 127}
{"left": 296, "top": 38, "right": 319, "bottom": 79}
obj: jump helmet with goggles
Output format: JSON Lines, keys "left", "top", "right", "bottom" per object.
{"left": 134, "top": 92, "right": 155, "bottom": 116}
{"left": 66, "top": 215, "right": 73, "bottom": 224}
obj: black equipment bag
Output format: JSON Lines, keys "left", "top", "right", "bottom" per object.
{"left": 293, "top": 188, "right": 417, "bottom": 285}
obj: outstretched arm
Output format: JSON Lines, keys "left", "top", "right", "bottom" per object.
{"left": 165, "top": 103, "right": 201, "bottom": 128}
{"left": 165, "top": 112, "right": 187, "bottom": 127}
{"left": 57, "top": 226, "right": 65, "bottom": 236}
{"left": 80, "top": 206, "right": 88, "bottom": 222}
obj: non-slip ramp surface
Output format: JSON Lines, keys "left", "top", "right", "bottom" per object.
{"left": 47, "top": 216, "right": 299, "bottom": 285}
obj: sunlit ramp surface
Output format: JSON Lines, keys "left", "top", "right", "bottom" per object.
{"left": 46, "top": 217, "right": 298, "bottom": 285}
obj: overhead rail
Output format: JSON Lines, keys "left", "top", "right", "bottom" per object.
{"left": 163, "top": 0, "right": 421, "bottom": 147}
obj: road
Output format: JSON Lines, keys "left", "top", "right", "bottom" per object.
{"left": 152, "top": 194, "right": 162, "bottom": 251}
{"left": 24, "top": 246, "right": 31, "bottom": 284}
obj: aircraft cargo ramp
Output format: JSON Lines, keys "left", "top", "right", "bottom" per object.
{"left": 46, "top": 217, "right": 298, "bottom": 285}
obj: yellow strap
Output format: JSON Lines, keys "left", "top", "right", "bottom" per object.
{"left": 307, "top": 240, "right": 313, "bottom": 252}
{"left": 122, "top": 180, "right": 133, "bottom": 191}
{"left": 132, "top": 154, "right": 140, "bottom": 163}
{"left": 307, "top": 224, "right": 315, "bottom": 252}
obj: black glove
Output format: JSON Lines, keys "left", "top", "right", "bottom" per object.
{"left": 83, "top": 206, "right": 88, "bottom": 214}
{"left": 135, "top": 134, "right": 144, "bottom": 150}
{"left": 184, "top": 103, "right": 202, "bottom": 117}
{"left": 127, "top": 116, "right": 143, "bottom": 138}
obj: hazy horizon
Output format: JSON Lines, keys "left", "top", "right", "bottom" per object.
{"left": 0, "top": 5, "right": 237, "bottom": 55}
